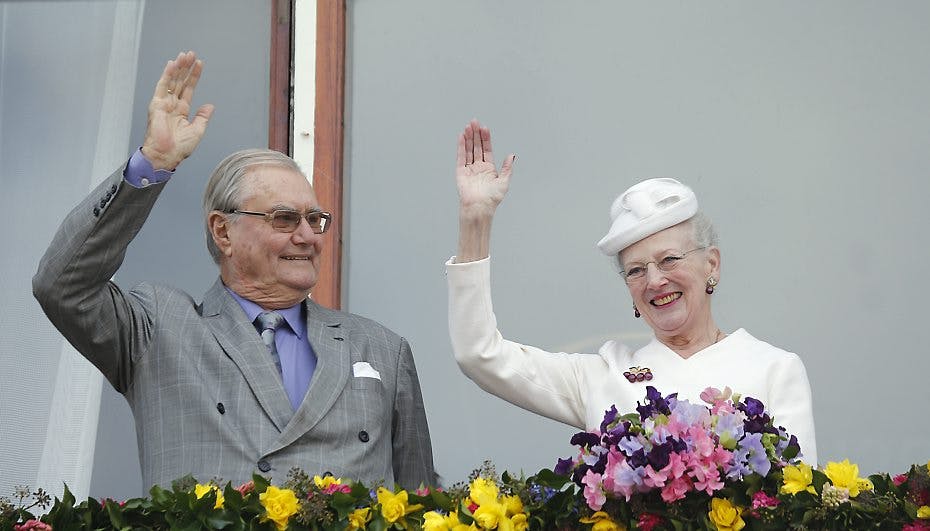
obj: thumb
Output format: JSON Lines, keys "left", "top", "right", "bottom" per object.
{"left": 191, "top": 103, "right": 215, "bottom": 131}
{"left": 499, "top": 153, "right": 516, "bottom": 180}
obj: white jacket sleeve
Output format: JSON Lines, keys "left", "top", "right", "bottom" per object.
{"left": 446, "top": 256, "right": 603, "bottom": 429}
{"left": 767, "top": 352, "right": 818, "bottom": 466}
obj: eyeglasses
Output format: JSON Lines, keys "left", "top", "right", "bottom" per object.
{"left": 227, "top": 209, "right": 332, "bottom": 234}
{"left": 620, "top": 247, "right": 707, "bottom": 283}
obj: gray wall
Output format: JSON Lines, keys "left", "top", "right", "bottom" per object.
{"left": 344, "top": 2, "right": 930, "bottom": 483}
{"left": 90, "top": 0, "right": 271, "bottom": 498}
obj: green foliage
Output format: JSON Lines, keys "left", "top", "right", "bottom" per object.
{"left": 3, "top": 462, "right": 930, "bottom": 530}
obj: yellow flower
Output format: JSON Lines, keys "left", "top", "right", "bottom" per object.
{"left": 824, "top": 459, "right": 865, "bottom": 497}
{"left": 510, "top": 513, "right": 528, "bottom": 531}
{"left": 708, "top": 498, "right": 745, "bottom": 531}
{"left": 424, "top": 511, "right": 450, "bottom": 531}
{"left": 918, "top": 506, "right": 930, "bottom": 519}
{"left": 259, "top": 486, "right": 299, "bottom": 530}
{"left": 501, "top": 494, "right": 523, "bottom": 517}
{"left": 193, "top": 483, "right": 224, "bottom": 509}
{"left": 474, "top": 499, "right": 509, "bottom": 530}
{"left": 856, "top": 477, "right": 874, "bottom": 492}
{"left": 377, "top": 487, "right": 423, "bottom": 524}
{"left": 313, "top": 475, "right": 343, "bottom": 490}
{"left": 469, "top": 477, "right": 500, "bottom": 506}
{"left": 348, "top": 507, "right": 370, "bottom": 530}
{"left": 424, "top": 510, "right": 471, "bottom": 530}
{"left": 579, "top": 511, "right": 625, "bottom": 531}
{"left": 781, "top": 462, "right": 816, "bottom": 495}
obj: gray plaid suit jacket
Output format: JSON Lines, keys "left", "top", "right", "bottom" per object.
{"left": 33, "top": 165, "right": 437, "bottom": 489}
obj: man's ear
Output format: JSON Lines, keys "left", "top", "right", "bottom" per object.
{"left": 208, "top": 211, "right": 233, "bottom": 257}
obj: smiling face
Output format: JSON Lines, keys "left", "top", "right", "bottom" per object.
{"left": 210, "top": 165, "right": 324, "bottom": 309}
{"left": 619, "top": 221, "right": 720, "bottom": 342}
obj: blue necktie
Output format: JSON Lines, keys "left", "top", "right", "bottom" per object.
{"left": 255, "top": 311, "right": 285, "bottom": 376}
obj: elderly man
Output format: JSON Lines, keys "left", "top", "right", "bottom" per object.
{"left": 33, "top": 52, "right": 436, "bottom": 489}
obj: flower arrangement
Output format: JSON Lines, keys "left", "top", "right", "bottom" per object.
{"left": 2, "top": 387, "right": 930, "bottom": 530}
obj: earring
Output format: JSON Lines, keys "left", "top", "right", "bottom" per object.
{"left": 633, "top": 304, "right": 641, "bottom": 318}
{"left": 706, "top": 277, "right": 718, "bottom": 294}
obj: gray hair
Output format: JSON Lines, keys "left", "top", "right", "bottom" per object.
{"left": 203, "top": 149, "right": 305, "bottom": 264}
{"left": 614, "top": 211, "right": 719, "bottom": 271}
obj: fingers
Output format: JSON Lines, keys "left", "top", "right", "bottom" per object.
{"left": 470, "top": 119, "right": 483, "bottom": 163}
{"left": 463, "top": 123, "right": 474, "bottom": 165}
{"left": 178, "top": 59, "right": 204, "bottom": 104}
{"left": 479, "top": 124, "right": 494, "bottom": 167}
{"left": 153, "top": 51, "right": 198, "bottom": 101}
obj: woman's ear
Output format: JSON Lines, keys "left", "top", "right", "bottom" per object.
{"left": 208, "top": 211, "right": 233, "bottom": 258}
{"left": 707, "top": 246, "right": 721, "bottom": 278}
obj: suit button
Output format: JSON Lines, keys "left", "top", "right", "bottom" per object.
{"left": 216, "top": 402, "right": 225, "bottom": 414}
{"left": 358, "top": 430, "right": 369, "bottom": 443}
{"left": 257, "top": 460, "right": 271, "bottom": 472}
{"left": 99, "top": 199, "right": 107, "bottom": 208}
{"left": 93, "top": 207, "right": 100, "bottom": 217}
{"left": 110, "top": 184, "right": 117, "bottom": 194}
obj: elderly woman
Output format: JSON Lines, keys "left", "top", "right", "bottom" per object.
{"left": 446, "top": 120, "right": 817, "bottom": 465}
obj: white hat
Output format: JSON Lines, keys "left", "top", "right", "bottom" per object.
{"left": 596, "top": 178, "right": 698, "bottom": 255}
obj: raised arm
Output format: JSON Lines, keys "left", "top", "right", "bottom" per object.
{"left": 454, "top": 119, "right": 515, "bottom": 263}
{"left": 33, "top": 51, "right": 213, "bottom": 392}
{"left": 141, "top": 51, "right": 214, "bottom": 170}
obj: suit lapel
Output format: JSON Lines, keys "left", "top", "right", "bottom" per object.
{"left": 268, "top": 299, "right": 349, "bottom": 453}
{"left": 201, "top": 279, "right": 294, "bottom": 432}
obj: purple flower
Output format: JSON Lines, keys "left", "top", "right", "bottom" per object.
{"left": 739, "top": 396, "right": 765, "bottom": 417}
{"left": 646, "top": 440, "right": 673, "bottom": 470}
{"left": 618, "top": 435, "right": 644, "bottom": 456}
{"left": 637, "top": 386, "right": 675, "bottom": 419}
{"left": 570, "top": 432, "right": 601, "bottom": 449}
{"left": 714, "top": 411, "right": 745, "bottom": 444}
{"left": 600, "top": 405, "right": 618, "bottom": 433}
{"left": 554, "top": 457, "right": 574, "bottom": 476}
{"left": 730, "top": 432, "right": 771, "bottom": 478}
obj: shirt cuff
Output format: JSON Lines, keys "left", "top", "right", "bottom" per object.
{"left": 123, "top": 148, "right": 173, "bottom": 188}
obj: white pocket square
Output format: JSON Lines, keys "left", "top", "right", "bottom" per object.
{"left": 352, "top": 361, "right": 381, "bottom": 380}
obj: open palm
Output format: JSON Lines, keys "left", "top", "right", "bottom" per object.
{"left": 456, "top": 120, "right": 514, "bottom": 219}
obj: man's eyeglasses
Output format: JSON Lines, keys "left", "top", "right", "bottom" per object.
{"left": 227, "top": 209, "right": 332, "bottom": 234}
{"left": 620, "top": 247, "right": 707, "bottom": 283}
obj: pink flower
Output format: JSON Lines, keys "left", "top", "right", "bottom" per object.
{"left": 902, "top": 522, "right": 930, "bottom": 531}
{"left": 415, "top": 486, "right": 431, "bottom": 496}
{"left": 751, "top": 491, "right": 781, "bottom": 510}
{"left": 637, "top": 513, "right": 664, "bottom": 531}
{"left": 643, "top": 464, "right": 669, "bottom": 489}
{"left": 236, "top": 480, "right": 255, "bottom": 495}
{"left": 14, "top": 519, "right": 52, "bottom": 531}
{"left": 323, "top": 483, "right": 351, "bottom": 495}
{"left": 700, "top": 386, "right": 736, "bottom": 413}
{"left": 581, "top": 470, "right": 606, "bottom": 510}
{"left": 660, "top": 475, "right": 692, "bottom": 503}
{"left": 893, "top": 474, "right": 909, "bottom": 486}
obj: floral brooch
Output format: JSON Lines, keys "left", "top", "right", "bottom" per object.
{"left": 623, "top": 366, "right": 653, "bottom": 383}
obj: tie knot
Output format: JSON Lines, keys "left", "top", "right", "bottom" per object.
{"left": 255, "top": 311, "right": 285, "bottom": 333}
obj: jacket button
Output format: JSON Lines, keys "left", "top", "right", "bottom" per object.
{"left": 93, "top": 207, "right": 100, "bottom": 217}
{"left": 216, "top": 402, "right": 225, "bottom": 414}
{"left": 257, "top": 460, "right": 271, "bottom": 472}
{"left": 358, "top": 430, "right": 369, "bottom": 443}
{"left": 110, "top": 184, "right": 117, "bottom": 194}
{"left": 99, "top": 199, "right": 107, "bottom": 208}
